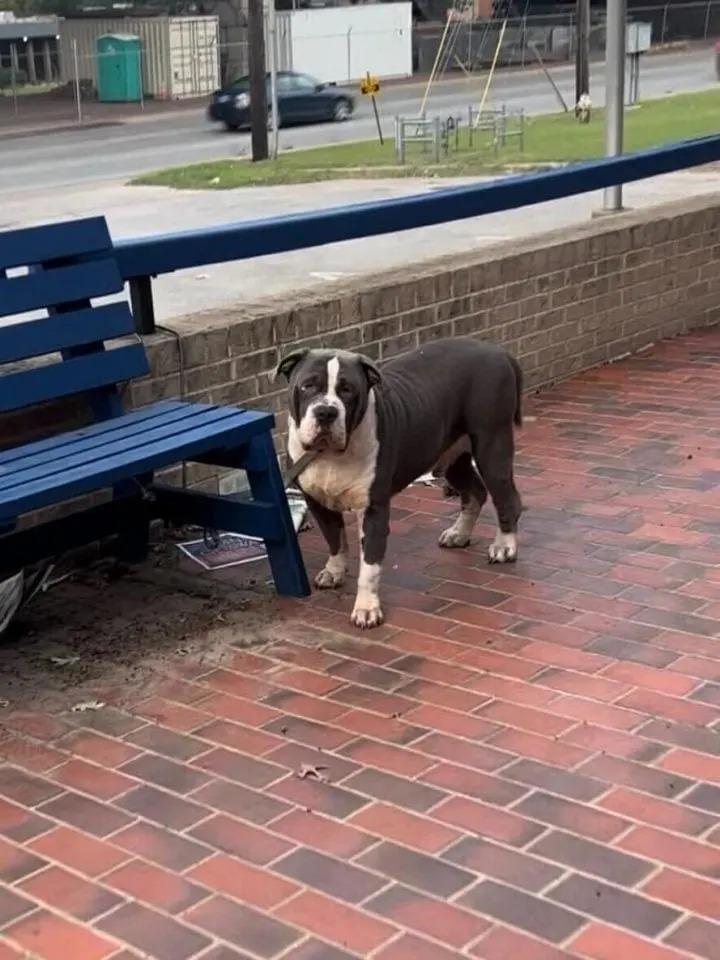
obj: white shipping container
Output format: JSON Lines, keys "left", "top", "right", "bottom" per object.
{"left": 168, "top": 17, "right": 219, "bottom": 98}
{"left": 58, "top": 15, "right": 219, "bottom": 99}
{"left": 276, "top": 4, "right": 412, "bottom": 86}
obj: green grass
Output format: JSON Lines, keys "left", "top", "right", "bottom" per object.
{"left": 132, "top": 87, "right": 720, "bottom": 190}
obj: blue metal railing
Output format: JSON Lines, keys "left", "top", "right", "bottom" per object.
{"left": 114, "top": 133, "right": 720, "bottom": 333}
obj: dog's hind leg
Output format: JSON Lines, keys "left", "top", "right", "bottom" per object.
{"left": 438, "top": 451, "right": 488, "bottom": 548}
{"left": 471, "top": 425, "right": 522, "bottom": 563}
{"left": 306, "top": 496, "right": 348, "bottom": 588}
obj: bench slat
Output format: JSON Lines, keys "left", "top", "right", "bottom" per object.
{"left": 0, "top": 259, "right": 123, "bottom": 318}
{"left": 0, "top": 405, "right": 273, "bottom": 520}
{"left": 0, "top": 400, "right": 185, "bottom": 467}
{"left": 0, "top": 303, "right": 136, "bottom": 364}
{"left": 0, "top": 404, "right": 237, "bottom": 490}
{"left": 0, "top": 217, "right": 111, "bottom": 272}
{"left": 0, "top": 344, "right": 149, "bottom": 413}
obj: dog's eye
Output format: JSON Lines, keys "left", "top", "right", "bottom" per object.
{"left": 300, "top": 381, "right": 316, "bottom": 393}
{"left": 337, "top": 382, "right": 354, "bottom": 396}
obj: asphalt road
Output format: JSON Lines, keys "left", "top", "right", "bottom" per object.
{"left": 0, "top": 47, "right": 716, "bottom": 194}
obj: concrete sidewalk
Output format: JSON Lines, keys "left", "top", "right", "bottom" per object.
{"left": 3, "top": 167, "right": 720, "bottom": 322}
{"left": 1, "top": 328, "right": 719, "bottom": 960}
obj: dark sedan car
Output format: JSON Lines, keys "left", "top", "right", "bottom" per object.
{"left": 208, "top": 70, "right": 355, "bottom": 131}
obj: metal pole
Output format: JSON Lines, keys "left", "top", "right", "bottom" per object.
{"left": 529, "top": 41, "right": 569, "bottom": 112}
{"left": 603, "top": 0, "right": 626, "bottom": 211}
{"left": 139, "top": 45, "right": 145, "bottom": 113}
{"left": 248, "top": 0, "right": 268, "bottom": 161}
{"left": 10, "top": 58, "right": 18, "bottom": 117}
{"left": 660, "top": 2, "right": 668, "bottom": 44}
{"left": 129, "top": 276, "right": 156, "bottom": 335}
{"left": 72, "top": 38, "right": 83, "bottom": 125}
{"left": 575, "top": 0, "right": 590, "bottom": 104}
{"left": 268, "top": 0, "right": 279, "bottom": 159}
{"left": 371, "top": 92, "right": 384, "bottom": 145}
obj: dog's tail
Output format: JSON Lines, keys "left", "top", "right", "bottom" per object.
{"left": 509, "top": 354, "right": 523, "bottom": 428}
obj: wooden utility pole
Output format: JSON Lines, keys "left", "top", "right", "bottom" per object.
{"left": 575, "top": 0, "right": 590, "bottom": 104}
{"left": 248, "top": 0, "right": 268, "bottom": 161}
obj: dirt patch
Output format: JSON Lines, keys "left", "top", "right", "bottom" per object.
{"left": 0, "top": 537, "right": 284, "bottom": 716}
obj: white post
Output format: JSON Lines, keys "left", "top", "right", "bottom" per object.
{"left": 268, "top": 0, "right": 279, "bottom": 159}
{"left": 346, "top": 26, "right": 352, "bottom": 83}
{"left": 72, "top": 38, "right": 83, "bottom": 124}
{"left": 602, "top": 0, "right": 626, "bottom": 211}
{"left": 420, "top": 11, "right": 452, "bottom": 117}
{"left": 476, "top": 18, "right": 507, "bottom": 122}
{"left": 26, "top": 39, "right": 37, "bottom": 84}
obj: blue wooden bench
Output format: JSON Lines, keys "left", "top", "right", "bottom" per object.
{"left": 0, "top": 216, "right": 310, "bottom": 598}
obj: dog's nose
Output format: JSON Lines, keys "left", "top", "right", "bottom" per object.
{"left": 315, "top": 405, "right": 339, "bottom": 427}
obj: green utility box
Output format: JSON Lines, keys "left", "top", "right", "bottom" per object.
{"left": 96, "top": 33, "right": 142, "bottom": 102}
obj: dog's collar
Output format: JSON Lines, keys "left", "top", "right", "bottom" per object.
{"left": 283, "top": 450, "right": 319, "bottom": 489}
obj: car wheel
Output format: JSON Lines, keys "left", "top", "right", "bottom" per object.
{"left": 333, "top": 99, "right": 352, "bottom": 122}
{"left": 267, "top": 107, "right": 282, "bottom": 131}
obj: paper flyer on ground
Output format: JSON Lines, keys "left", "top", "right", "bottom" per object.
{"left": 178, "top": 492, "right": 308, "bottom": 570}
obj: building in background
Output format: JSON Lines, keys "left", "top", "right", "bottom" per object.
{"left": 0, "top": 11, "right": 61, "bottom": 85}
{"left": 58, "top": 13, "right": 219, "bottom": 97}
{"left": 275, "top": 2, "right": 412, "bottom": 84}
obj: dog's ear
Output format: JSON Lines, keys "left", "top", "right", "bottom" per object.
{"left": 359, "top": 354, "right": 382, "bottom": 388}
{"left": 274, "top": 349, "right": 309, "bottom": 383}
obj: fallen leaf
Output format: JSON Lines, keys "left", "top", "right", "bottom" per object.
{"left": 298, "top": 763, "right": 328, "bottom": 782}
{"left": 49, "top": 655, "right": 80, "bottom": 667}
{"left": 71, "top": 700, "right": 105, "bottom": 713}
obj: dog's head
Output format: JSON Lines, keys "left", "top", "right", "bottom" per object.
{"left": 275, "top": 348, "right": 381, "bottom": 452}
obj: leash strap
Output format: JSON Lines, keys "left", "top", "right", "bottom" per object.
{"left": 282, "top": 450, "right": 318, "bottom": 490}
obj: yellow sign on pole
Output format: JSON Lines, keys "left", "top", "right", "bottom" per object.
{"left": 360, "top": 74, "right": 380, "bottom": 96}
{"left": 361, "top": 71, "right": 384, "bottom": 145}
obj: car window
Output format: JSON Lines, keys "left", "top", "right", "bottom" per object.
{"left": 291, "top": 74, "right": 317, "bottom": 91}
{"left": 276, "top": 74, "right": 294, "bottom": 93}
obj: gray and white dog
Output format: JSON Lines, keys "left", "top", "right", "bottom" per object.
{"left": 276, "top": 337, "right": 523, "bottom": 629}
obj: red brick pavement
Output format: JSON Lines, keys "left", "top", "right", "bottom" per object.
{"left": 2, "top": 330, "right": 720, "bottom": 959}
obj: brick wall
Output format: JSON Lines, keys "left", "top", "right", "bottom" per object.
{"left": 5, "top": 192, "right": 720, "bottom": 509}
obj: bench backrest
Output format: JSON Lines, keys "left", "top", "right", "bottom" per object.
{"left": 0, "top": 216, "right": 149, "bottom": 420}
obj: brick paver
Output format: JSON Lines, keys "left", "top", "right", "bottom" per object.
{"left": 2, "top": 330, "right": 720, "bottom": 958}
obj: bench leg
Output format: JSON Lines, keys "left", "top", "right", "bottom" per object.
{"left": 245, "top": 433, "right": 310, "bottom": 598}
{"left": 114, "top": 476, "right": 152, "bottom": 564}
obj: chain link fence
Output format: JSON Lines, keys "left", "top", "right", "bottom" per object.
{"left": 416, "top": 0, "right": 720, "bottom": 71}
{"left": 1, "top": 3, "right": 718, "bottom": 132}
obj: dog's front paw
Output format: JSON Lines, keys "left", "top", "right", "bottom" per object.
{"left": 438, "top": 526, "right": 471, "bottom": 548}
{"left": 488, "top": 531, "right": 518, "bottom": 564}
{"left": 314, "top": 567, "right": 345, "bottom": 590}
{"left": 350, "top": 603, "right": 384, "bottom": 630}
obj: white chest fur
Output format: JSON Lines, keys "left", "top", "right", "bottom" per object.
{"left": 289, "top": 391, "right": 379, "bottom": 513}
